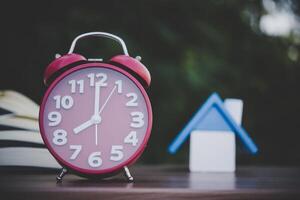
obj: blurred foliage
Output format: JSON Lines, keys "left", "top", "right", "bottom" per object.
{"left": 1, "top": 0, "right": 300, "bottom": 165}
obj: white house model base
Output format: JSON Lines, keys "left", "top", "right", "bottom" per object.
{"left": 189, "top": 130, "right": 236, "bottom": 172}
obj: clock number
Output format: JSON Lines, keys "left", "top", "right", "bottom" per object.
{"left": 88, "top": 152, "right": 102, "bottom": 167}
{"left": 95, "top": 73, "right": 107, "bottom": 86}
{"left": 124, "top": 131, "right": 138, "bottom": 146}
{"left": 110, "top": 145, "right": 124, "bottom": 161}
{"left": 69, "top": 145, "right": 82, "bottom": 160}
{"left": 115, "top": 80, "right": 122, "bottom": 94}
{"left": 68, "top": 79, "right": 84, "bottom": 94}
{"left": 87, "top": 73, "right": 94, "bottom": 86}
{"left": 53, "top": 129, "right": 67, "bottom": 146}
{"left": 48, "top": 111, "right": 62, "bottom": 126}
{"left": 53, "top": 95, "right": 74, "bottom": 109}
{"left": 68, "top": 80, "right": 76, "bottom": 93}
{"left": 130, "top": 112, "right": 144, "bottom": 128}
{"left": 88, "top": 73, "right": 107, "bottom": 87}
{"left": 126, "top": 93, "right": 138, "bottom": 107}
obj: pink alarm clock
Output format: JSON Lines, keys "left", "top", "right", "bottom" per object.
{"left": 39, "top": 32, "right": 152, "bottom": 182}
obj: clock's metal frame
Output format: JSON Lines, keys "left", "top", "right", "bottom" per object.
{"left": 68, "top": 32, "right": 129, "bottom": 56}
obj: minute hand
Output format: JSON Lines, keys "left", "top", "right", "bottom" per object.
{"left": 94, "top": 83, "right": 101, "bottom": 115}
{"left": 98, "top": 86, "right": 116, "bottom": 114}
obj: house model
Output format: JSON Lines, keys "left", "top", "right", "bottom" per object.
{"left": 168, "top": 93, "right": 258, "bottom": 172}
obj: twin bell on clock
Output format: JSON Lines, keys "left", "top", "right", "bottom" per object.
{"left": 39, "top": 32, "right": 153, "bottom": 182}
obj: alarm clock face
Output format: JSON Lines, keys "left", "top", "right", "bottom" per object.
{"left": 40, "top": 64, "right": 152, "bottom": 174}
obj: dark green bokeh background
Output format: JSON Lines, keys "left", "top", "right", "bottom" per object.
{"left": 1, "top": 1, "right": 300, "bottom": 166}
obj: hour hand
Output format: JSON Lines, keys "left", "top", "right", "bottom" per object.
{"left": 73, "top": 120, "right": 94, "bottom": 134}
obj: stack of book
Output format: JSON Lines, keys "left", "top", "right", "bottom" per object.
{"left": 0, "top": 90, "right": 60, "bottom": 169}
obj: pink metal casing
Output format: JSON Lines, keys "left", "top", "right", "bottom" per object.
{"left": 110, "top": 55, "right": 151, "bottom": 87}
{"left": 39, "top": 63, "right": 153, "bottom": 176}
{"left": 44, "top": 53, "right": 86, "bottom": 85}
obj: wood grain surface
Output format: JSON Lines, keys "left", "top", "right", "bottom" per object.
{"left": 1, "top": 165, "right": 300, "bottom": 199}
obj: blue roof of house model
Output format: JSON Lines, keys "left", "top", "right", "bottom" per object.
{"left": 168, "top": 93, "right": 258, "bottom": 154}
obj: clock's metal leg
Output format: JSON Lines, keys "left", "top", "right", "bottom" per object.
{"left": 123, "top": 166, "right": 134, "bottom": 182}
{"left": 56, "top": 167, "right": 68, "bottom": 183}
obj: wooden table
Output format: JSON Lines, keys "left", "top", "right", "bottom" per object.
{"left": 1, "top": 165, "right": 300, "bottom": 199}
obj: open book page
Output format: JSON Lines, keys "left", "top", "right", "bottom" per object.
{"left": 0, "top": 90, "right": 39, "bottom": 119}
{"left": 0, "top": 147, "right": 60, "bottom": 169}
{"left": 0, "top": 130, "right": 43, "bottom": 144}
{"left": 0, "top": 115, "right": 39, "bottom": 132}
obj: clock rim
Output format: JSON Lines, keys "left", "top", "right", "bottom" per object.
{"left": 39, "top": 62, "right": 152, "bottom": 175}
